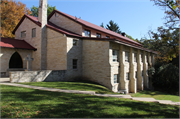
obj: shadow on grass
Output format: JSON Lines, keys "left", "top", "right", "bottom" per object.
{"left": 136, "top": 90, "right": 179, "bottom": 96}
{"left": 1, "top": 86, "right": 179, "bottom": 118}
{"left": 21, "top": 81, "right": 114, "bottom": 94}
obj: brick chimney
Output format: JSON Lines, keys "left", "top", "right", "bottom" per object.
{"left": 38, "top": 0, "right": 47, "bottom": 70}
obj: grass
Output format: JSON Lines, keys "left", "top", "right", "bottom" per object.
{"left": 130, "top": 90, "right": 180, "bottom": 102}
{"left": 1, "top": 85, "right": 179, "bottom": 118}
{"left": 19, "top": 80, "right": 118, "bottom": 94}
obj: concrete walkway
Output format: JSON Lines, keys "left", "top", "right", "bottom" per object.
{"left": 0, "top": 81, "right": 179, "bottom": 106}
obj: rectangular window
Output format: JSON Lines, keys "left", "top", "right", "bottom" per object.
{"left": 85, "top": 30, "right": 91, "bottom": 37}
{"left": 126, "top": 72, "right": 129, "bottom": 80}
{"left": 125, "top": 52, "right": 129, "bottom": 62}
{"left": 73, "top": 39, "right": 78, "bottom": 46}
{"left": 114, "top": 74, "right": 118, "bottom": 83}
{"left": 112, "top": 50, "right": 118, "bottom": 62}
{"left": 96, "top": 33, "right": 101, "bottom": 38}
{"left": 134, "top": 53, "right": 137, "bottom": 62}
{"left": 72, "top": 59, "right": 78, "bottom": 69}
{"left": 21, "top": 31, "right": 26, "bottom": 38}
{"left": 32, "top": 28, "right": 36, "bottom": 38}
{"left": 141, "top": 70, "right": 143, "bottom": 77}
{"left": 141, "top": 54, "right": 143, "bottom": 62}
{"left": 135, "top": 71, "right": 137, "bottom": 79}
{"left": 106, "top": 36, "right": 110, "bottom": 38}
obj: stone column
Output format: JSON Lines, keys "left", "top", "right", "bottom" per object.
{"left": 147, "top": 52, "right": 152, "bottom": 67}
{"left": 129, "top": 48, "right": 136, "bottom": 93}
{"left": 137, "top": 50, "right": 143, "bottom": 90}
{"left": 151, "top": 54, "right": 155, "bottom": 66}
{"left": 143, "top": 51, "right": 148, "bottom": 89}
{"left": 119, "top": 45, "right": 127, "bottom": 93}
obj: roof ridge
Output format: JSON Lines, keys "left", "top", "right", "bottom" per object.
{"left": 49, "top": 9, "right": 142, "bottom": 46}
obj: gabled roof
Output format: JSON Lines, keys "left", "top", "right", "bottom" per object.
{"left": 12, "top": 14, "right": 41, "bottom": 34}
{"left": 48, "top": 10, "right": 142, "bottom": 47}
{"left": 0, "top": 37, "right": 37, "bottom": 50}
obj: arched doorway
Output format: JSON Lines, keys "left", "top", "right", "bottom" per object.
{"left": 9, "top": 52, "right": 23, "bottom": 68}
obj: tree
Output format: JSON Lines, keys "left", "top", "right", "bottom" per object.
{"left": 100, "top": 22, "right": 104, "bottom": 28}
{"left": 106, "top": 20, "right": 121, "bottom": 34}
{"left": 30, "top": 4, "right": 56, "bottom": 17}
{"left": 151, "top": 0, "right": 180, "bottom": 28}
{"left": 1, "top": 0, "right": 31, "bottom": 38}
{"left": 151, "top": 27, "right": 179, "bottom": 62}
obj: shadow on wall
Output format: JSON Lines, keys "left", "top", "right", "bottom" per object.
{"left": 10, "top": 70, "right": 67, "bottom": 83}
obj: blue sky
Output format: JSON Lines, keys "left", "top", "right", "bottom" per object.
{"left": 19, "top": 0, "right": 166, "bottom": 40}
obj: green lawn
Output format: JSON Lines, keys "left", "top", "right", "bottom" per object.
{"left": 19, "top": 81, "right": 118, "bottom": 94}
{"left": 1, "top": 85, "right": 179, "bottom": 118}
{"left": 130, "top": 90, "right": 180, "bottom": 102}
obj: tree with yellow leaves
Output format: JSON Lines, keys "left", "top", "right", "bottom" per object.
{"left": 1, "top": 0, "right": 31, "bottom": 38}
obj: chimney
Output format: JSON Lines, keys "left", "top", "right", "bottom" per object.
{"left": 38, "top": 0, "right": 47, "bottom": 70}
{"left": 38, "top": 0, "right": 47, "bottom": 25}
{"left": 121, "top": 32, "right": 126, "bottom": 37}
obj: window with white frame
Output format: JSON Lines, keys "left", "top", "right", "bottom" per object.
{"left": 85, "top": 30, "right": 90, "bottom": 37}
{"left": 73, "top": 39, "right": 78, "bottom": 46}
{"left": 125, "top": 52, "right": 129, "bottom": 62}
{"left": 112, "top": 50, "right": 118, "bottom": 62}
{"left": 32, "top": 28, "right": 36, "bottom": 38}
{"left": 96, "top": 33, "right": 101, "bottom": 38}
{"left": 135, "top": 71, "right": 137, "bottom": 79}
{"left": 134, "top": 53, "right": 137, "bottom": 62}
{"left": 114, "top": 74, "right": 118, "bottom": 83}
{"left": 72, "top": 59, "right": 78, "bottom": 69}
{"left": 126, "top": 72, "right": 129, "bottom": 80}
{"left": 21, "top": 31, "right": 26, "bottom": 38}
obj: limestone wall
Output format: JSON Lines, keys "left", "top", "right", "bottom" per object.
{"left": 0, "top": 48, "right": 32, "bottom": 76}
{"left": 10, "top": 70, "right": 66, "bottom": 82}
{"left": 46, "top": 28, "right": 67, "bottom": 70}
{"left": 66, "top": 37, "right": 82, "bottom": 80}
{"left": 49, "top": 13, "right": 82, "bottom": 35}
{"left": 15, "top": 18, "right": 41, "bottom": 70}
{"left": 82, "top": 40, "right": 111, "bottom": 89}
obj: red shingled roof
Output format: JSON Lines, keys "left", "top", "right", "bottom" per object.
{"left": 48, "top": 10, "right": 142, "bottom": 47}
{"left": 0, "top": 37, "right": 36, "bottom": 50}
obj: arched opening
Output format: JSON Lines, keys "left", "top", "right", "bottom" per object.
{"left": 9, "top": 52, "right": 23, "bottom": 68}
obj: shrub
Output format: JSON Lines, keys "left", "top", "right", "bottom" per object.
{"left": 152, "top": 63, "right": 179, "bottom": 94}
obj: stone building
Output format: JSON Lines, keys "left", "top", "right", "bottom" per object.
{"left": 0, "top": 0, "right": 157, "bottom": 93}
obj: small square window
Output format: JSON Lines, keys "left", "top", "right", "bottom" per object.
{"left": 21, "top": 31, "right": 26, "bottom": 38}
{"left": 106, "top": 36, "right": 110, "bottom": 38}
{"left": 114, "top": 74, "right": 118, "bottom": 83}
{"left": 73, "top": 39, "right": 78, "bottom": 46}
{"left": 126, "top": 72, "right": 129, "bottom": 80}
{"left": 85, "top": 30, "right": 91, "bottom": 37}
{"left": 73, "top": 59, "right": 78, "bottom": 69}
{"left": 125, "top": 52, "right": 129, "bottom": 62}
{"left": 32, "top": 28, "right": 36, "bottom": 38}
{"left": 134, "top": 53, "right": 137, "bottom": 62}
{"left": 96, "top": 33, "right": 101, "bottom": 38}
{"left": 112, "top": 50, "right": 118, "bottom": 62}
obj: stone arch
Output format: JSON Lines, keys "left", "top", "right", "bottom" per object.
{"left": 9, "top": 52, "right": 23, "bottom": 68}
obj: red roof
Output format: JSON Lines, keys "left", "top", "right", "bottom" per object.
{"left": 0, "top": 37, "right": 36, "bottom": 50}
{"left": 48, "top": 10, "right": 142, "bottom": 47}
